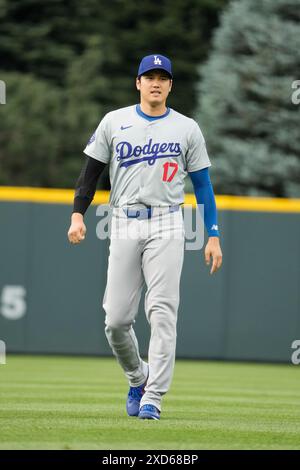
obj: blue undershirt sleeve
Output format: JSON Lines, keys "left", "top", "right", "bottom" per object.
{"left": 188, "top": 167, "right": 220, "bottom": 238}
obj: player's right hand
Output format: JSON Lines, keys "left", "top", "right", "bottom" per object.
{"left": 68, "top": 213, "right": 86, "bottom": 244}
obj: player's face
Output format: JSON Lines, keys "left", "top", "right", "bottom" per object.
{"left": 136, "top": 71, "right": 172, "bottom": 106}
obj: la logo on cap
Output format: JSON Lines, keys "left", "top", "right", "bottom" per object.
{"left": 154, "top": 55, "right": 162, "bottom": 65}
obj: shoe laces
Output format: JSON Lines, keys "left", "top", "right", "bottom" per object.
{"left": 128, "top": 383, "right": 145, "bottom": 401}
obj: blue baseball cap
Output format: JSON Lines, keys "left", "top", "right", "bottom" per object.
{"left": 137, "top": 54, "right": 173, "bottom": 78}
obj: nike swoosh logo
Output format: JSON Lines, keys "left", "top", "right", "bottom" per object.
{"left": 121, "top": 125, "right": 133, "bottom": 130}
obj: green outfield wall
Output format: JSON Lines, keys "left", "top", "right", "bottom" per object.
{"left": 0, "top": 188, "right": 299, "bottom": 362}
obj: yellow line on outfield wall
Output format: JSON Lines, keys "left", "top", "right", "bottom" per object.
{"left": 0, "top": 186, "right": 110, "bottom": 205}
{"left": 186, "top": 194, "right": 300, "bottom": 212}
{"left": 0, "top": 186, "right": 300, "bottom": 212}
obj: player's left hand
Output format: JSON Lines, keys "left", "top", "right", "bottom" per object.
{"left": 205, "top": 237, "right": 223, "bottom": 275}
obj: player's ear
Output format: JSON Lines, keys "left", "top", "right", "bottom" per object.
{"left": 136, "top": 77, "right": 141, "bottom": 91}
{"left": 169, "top": 79, "right": 173, "bottom": 93}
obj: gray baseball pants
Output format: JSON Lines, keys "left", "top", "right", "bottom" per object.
{"left": 103, "top": 206, "right": 185, "bottom": 412}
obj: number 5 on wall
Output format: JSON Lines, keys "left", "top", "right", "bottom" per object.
{"left": 0, "top": 286, "right": 27, "bottom": 320}
{"left": 162, "top": 162, "right": 178, "bottom": 182}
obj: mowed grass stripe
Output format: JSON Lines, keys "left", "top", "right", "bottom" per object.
{"left": 0, "top": 355, "right": 299, "bottom": 449}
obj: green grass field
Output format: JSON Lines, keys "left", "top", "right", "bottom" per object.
{"left": 0, "top": 355, "right": 299, "bottom": 450}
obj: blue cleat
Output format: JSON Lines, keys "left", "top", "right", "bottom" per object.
{"left": 138, "top": 404, "right": 161, "bottom": 420}
{"left": 126, "top": 382, "right": 146, "bottom": 417}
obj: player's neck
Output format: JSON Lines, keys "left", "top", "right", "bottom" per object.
{"left": 139, "top": 100, "right": 167, "bottom": 117}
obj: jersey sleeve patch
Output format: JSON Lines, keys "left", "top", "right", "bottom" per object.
{"left": 87, "top": 132, "right": 96, "bottom": 146}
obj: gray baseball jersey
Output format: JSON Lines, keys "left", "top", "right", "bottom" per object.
{"left": 83, "top": 104, "right": 211, "bottom": 207}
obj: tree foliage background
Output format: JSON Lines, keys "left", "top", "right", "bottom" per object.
{"left": 0, "top": 0, "right": 228, "bottom": 188}
{"left": 0, "top": 0, "right": 299, "bottom": 196}
{"left": 195, "top": 0, "right": 300, "bottom": 197}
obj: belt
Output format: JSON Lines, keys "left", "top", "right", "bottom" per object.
{"left": 123, "top": 205, "right": 180, "bottom": 220}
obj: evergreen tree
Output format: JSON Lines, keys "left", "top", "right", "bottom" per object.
{"left": 0, "top": 0, "right": 99, "bottom": 84}
{"left": 62, "top": 35, "right": 109, "bottom": 188}
{"left": 0, "top": 72, "right": 64, "bottom": 186}
{"left": 195, "top": 0, "right": 300, "bottom": 197}
{"left": 0, "top": 46, "right": 109, "bottom": 188}
{"left": 94, "top": 0, "right": 229, "bottom": 116}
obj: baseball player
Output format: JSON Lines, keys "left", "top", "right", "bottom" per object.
{"left": 68, "top": 54, "right": 222, "bottom": 420}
